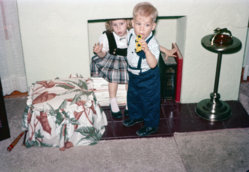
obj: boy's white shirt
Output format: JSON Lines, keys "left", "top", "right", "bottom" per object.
{"left": 98, "top": 31, "right": 128, "bottom": 53}
{"left": 127, "top": 28, "right": 160, "bottom": 75}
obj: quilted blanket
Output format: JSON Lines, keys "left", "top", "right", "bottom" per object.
{"left": 22, "top": 75, "right": 107, "bottom": 150}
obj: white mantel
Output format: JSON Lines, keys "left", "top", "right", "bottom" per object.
{"left": 17, "top": 0, "right": 249, "bottom": 103}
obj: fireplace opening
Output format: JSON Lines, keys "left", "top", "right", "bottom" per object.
{"left": 87, "top": 16, "right": 186, "bottom": 60}
{"left": 87, "top": 16, "right": 186, "bottom": 104}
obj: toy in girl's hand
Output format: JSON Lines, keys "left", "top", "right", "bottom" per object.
{"left": 135, "top": 34, "right": 142, "bottom": 52}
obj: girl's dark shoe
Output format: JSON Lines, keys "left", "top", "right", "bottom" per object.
{"left": 111, "top": 110, "right": 122, "bottom": 119}
{"left": 124, "top": 109, "right": 129, "bottom": 117}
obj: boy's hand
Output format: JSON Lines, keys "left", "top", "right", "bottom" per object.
{"left": 139, "top": 39, "right": 158, "bottom": 68}
{"left": 93, "top": 43, "right": 106, "bottom": 58}
{"left": 140, "top": 39, "right": 150, "bottom": 53}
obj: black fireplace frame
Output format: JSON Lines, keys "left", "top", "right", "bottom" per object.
{"left": 0, "top": 78, "right": 10, "bottom": 141}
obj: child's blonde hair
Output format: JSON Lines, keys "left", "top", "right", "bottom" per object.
{"left": 133, "top": 2, "right": 158, "bottom": 22}
{"left": 105, "top": 19, "right": 132, "bottom": 32}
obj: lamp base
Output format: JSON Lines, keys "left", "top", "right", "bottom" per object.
{"left": 195, "top": 93, "right": 231, "bottom": 121}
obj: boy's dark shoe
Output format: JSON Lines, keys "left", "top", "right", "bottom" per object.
{"left": 136, "top": 126, "right": 158, "bottom": 137}
{"left": 111, "top": 111, "right": 122, "bottom": 119}
{"left": 122, "top": 118, "right": 143, "bottom": 127}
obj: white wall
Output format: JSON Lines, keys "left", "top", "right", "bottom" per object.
{"left": 17, "top": 0, "right": 249, "bottom": 103}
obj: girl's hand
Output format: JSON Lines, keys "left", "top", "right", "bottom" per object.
{"left": 160, "top": 46, "right": 177, "bottom": 60}
{"left": 93, "top": 43, "right": 106, "bottom": 58}
{"left": 93, "top": 43, "right": 103, "bottom": 54}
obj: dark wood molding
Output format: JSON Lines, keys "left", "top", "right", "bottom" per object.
{"left": 241, "top": 67, "right": 249, "bottom": 83}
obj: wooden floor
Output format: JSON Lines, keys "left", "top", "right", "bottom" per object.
{"left": 4, "top": 91, "right": 27, "bottom": 98}
{"left": 101, "top": 100, "right": 249, "bottom": 140}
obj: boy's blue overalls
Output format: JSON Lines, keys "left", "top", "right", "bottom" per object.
{"left": 127, "top": 34, "right": 160, "bottom": 129}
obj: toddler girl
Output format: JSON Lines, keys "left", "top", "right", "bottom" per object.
{"left": 91, "top": 19, "right": 131, "bottom": 119}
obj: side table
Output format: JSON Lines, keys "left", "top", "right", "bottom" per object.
{"left": 195, "top": 34, "right": 242, "bottom": 121}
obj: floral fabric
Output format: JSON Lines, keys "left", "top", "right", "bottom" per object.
{"left": 22, "top": 75, "right": 107, "bottom": 150}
